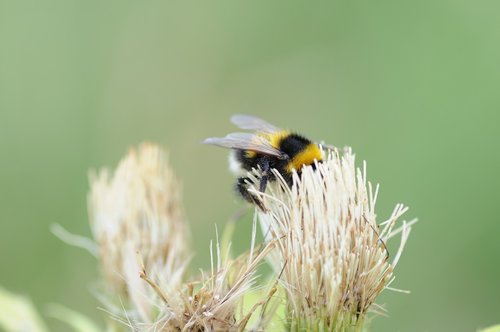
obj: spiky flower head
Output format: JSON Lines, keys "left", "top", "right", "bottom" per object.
{"left": 88, "top": 143, "right": 190, "bottom": 323}
{"left": 253, "top": 147, "right": 413, "bottom": 331}
{"left": 140, "top": 233, "right": 276, "bottom": 332}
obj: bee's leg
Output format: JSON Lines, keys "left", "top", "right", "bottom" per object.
{"left": 259, "top": 159, "right": 270, "bottom": 192}
{"left": 236, "top": 177, "right": 266, "bottom": 211}
{"left": 236, "top": 177, "right": 254, "bottom": 202}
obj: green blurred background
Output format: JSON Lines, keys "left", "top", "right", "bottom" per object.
{"left": 1, "top": 1, "right": 499, "bottom": 331}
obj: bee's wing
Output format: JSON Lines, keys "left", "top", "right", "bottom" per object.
{"left": 203, "top": 133, "right": 283, "bottom": 157}
{"left": 230, "top": 114, "right": 280, "bottom": 133}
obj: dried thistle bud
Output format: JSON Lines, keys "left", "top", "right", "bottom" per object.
{"left": 88, "top": 143, "right": 190, "bottom": 323}
{"left": 134, "top": 221, "right": 276, "bottom": 332}
{"left": 254, "top": 148, "right": 414, "bottom": 331}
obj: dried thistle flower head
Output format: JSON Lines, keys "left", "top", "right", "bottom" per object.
{"left": 139, "top": 230, "right": 276, "bottom": 332}
{"left": 88, "top": 143, "right": 190, "bottom": 323}
{"left": 253, "top": 147, "right": 414, "bottom": 331}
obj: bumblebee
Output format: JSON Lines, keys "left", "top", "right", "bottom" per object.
{"left": 204, "top": 114, "right": 323, "bottom": 210}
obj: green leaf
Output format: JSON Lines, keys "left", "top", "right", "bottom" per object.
{"left": 46, "top": 303, "right": 101, "bottom": 332}
{"left": 0, "top": 286, "right": 49, "bottom": 332}
{"left": 478, "top": 325, "right": 500, "bottom": 332}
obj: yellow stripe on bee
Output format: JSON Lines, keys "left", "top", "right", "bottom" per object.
{"left": 267, "top": 130, "right": 291, "bottom": 149}
{"left": 245, "top": 150, "right": 257, "bottom": 158}
{"left": 287, "top": 144, "right": 322, "bottom": 172}
{"left": 245, "top": 130, "right": 290, "bottom": 158}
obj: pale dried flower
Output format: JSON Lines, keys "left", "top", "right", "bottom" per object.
{"left": 252, "top": 147, "right": 415, "bottom": 331}
{"left": 88, "top": 143, "right": 190, "bottom": 324}
{"left": 137, "top": 227, "right": 276, "bottom": 332}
